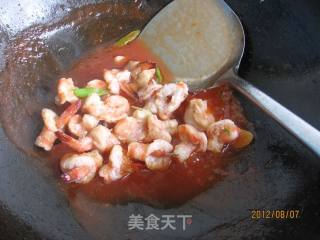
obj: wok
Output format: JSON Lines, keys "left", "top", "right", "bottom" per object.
{"left": 0, "top": 0, "right": 319, "bottom": 239}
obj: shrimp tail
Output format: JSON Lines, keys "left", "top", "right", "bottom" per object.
{"left": 61, "top": 166, "right": 91, "bottom": 183}
{"left": 56, "top": 131, "right": 92, "bottom": 153}
{"left": 56, "top": 100, "right": 82, "bottom": 129}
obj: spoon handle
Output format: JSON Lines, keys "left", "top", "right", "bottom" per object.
{"left": 224, "top": 76, "right": 320, "bottom": 158}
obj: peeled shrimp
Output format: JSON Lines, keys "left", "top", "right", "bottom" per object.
{"left": 184, "top": 99, "right": 215, "bottom": 131}
{"left": 41, "top": 108, "right": 58, "bottom": 132}
{"left": 56, "top": 100, "right": 82, "bottom": 129}
{"left": 81, "top": 114, "right": 99, "bottom": 131}
{"left": 206, "top": 119, "right": 240, "bottom": 153}
{"left": 60, "top": 150, "right": 103, "bottom": 184}
{"left": 154, "top": 82, "right": 188, "bottom": 120}
{"left": 127, "top": 142, "right": 148, "bottom": 161}
{"left": 178, "top": 124, "right": 207, "bottom": 152}
{"left": 104, "top": 69, "right": 131, "bottom": 95}
{"left": 113, "top": 117, "right": 146, "bottom": 143}
{"left": 86, "top": 79, "right": 107, "bottom": 89}
{"left": 55, "top": 78, "right": 78, "bottom": 105}
{"left": 125, "top": 60, "right": 140, "bottom": 71}
{"left": 137, "top": 80, "right": 162, "bottom": 101}
{"left": 68, "top": 115, "right": 87, "bottom": 138}
{"left": 134, "top": 68, "right": 156, "bottom": 89}
{"left": 100, "top": 95, "right": 130, "bottom": 123}
{"left": 145, "top": 139, "right": 173, "bottom": 171}
{"left": 173, "top": 142, "right": 196, "bottom": 162}
{"left": 99, "top": 145, "right": 132, "bottom": 183}
{"left": 146, "top": 115, "right": 178, "bottom": 142}
{"left": 35, "top": 127, "right": 57, "bottom": 151}
{"left": 56, "top": 131, "right": 93, "bottom": 153}
{"left": 89, "top": 125, "right": 120, "bottom": 152}
{"left": 132, "top": 107, "right": 152, "bottom": 121}
{"left": 82, "top": 93, "right": 105, "bottom": 118}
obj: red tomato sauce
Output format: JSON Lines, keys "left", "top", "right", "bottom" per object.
{"left": 49, "top": 40, "right": 250, "bottom": 208}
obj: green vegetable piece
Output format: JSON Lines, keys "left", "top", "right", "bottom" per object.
{"left": 114, "top": 30, "right": 141, "bottom": 47}
{"left": 73, "top": 87, "right": 108, "bottom": 98}
{"left": 155, "top": 66, "right": 163, "bottom": 83}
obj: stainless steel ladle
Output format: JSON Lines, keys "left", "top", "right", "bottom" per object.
{"left": 139, "top": 0, "right": 320, "bottom": 157}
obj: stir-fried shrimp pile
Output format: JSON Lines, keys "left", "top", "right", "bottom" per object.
{"left": 35, "top": 57, "right": 253, "bottom": 185}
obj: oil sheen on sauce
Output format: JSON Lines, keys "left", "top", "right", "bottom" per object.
{"left": 50, "top": 40, "right": 249, "bottom": 208}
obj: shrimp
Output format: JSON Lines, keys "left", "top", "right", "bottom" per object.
{"left": 173, "top": 142, "right": 196, "bottom": 162}
{"left": 99, "top": 145, "right": 132, "bottom": 183}
{"left": 41, "top": 108, "right": 58, "bottom": 132}
{"left": 81, "top": 114, "right": 99, "bottom": 131}
{"left": 145, "top": 139, "right": 173, "bottom": 171}
{"left": 127, "top": 142, "right": 148, "bottom": 161}
{"left": 178, "top": 124, "right": 207, "bottom": 152}
{"left": 154, "top": 82, "right": 189, "bottom": 120}
{"left": 184, "top": 99, "right": 215, "bottom": 131}
{"left": 56, "top": 100, "right": 82, "bottom": 129}
{"left": 132, "top": 107, "right": 153, "bottom": 121}
{"left": 56, "top": 131, "right": 93, "bottom": 153}
{"left": 104, "top": 69, "right": 131, "bottom": 94}
{"left": 82, "top": 93, "right": 105, "bottom": 118}
{"left": 114, "top": 55, "right": 127, "bottom": 64}
{"left": 86, "top": 79, "right": 107, "bottom": 89}
{"left": 68, "top": 115, "right": 87, "bottom": 138}
{"left": 137, "top": 80, "right": 162, "bottom": 101}
{"left": 60, "top": 150, "right": 103, "bottom": 184}
{"left": 130, "top": 62, "right": 155, "bottom": 80}
{"left": 113, "top": 117, "right": 146, "bottom": 143}
{"left": 100, "top": 95, "right": 130, "bottom": 123}
{"left": 55, "top": 78, "right": 78, "bottom": 105}
{"left": 35, "top": 127, "right": 57, "bottom": 151}
{"left": 134, "top": 68, "right": 156, "bottom": 89}
{"left": 206, "top": 119, "right": 240, "bottom": 153}
{"left": 89, "top": 125, "right": 120, "bottom": 152}
{"left": 146, "top": 115, "right": 178, "bottom": 142}
{"left": 125, "top": 60, "right": 140, "bottom": 71}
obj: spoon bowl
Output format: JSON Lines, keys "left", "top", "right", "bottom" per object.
{"left": 139, "top": 0, "right": 320, "bottom": 158}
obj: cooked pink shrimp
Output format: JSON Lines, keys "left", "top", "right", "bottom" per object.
{"left": 173, "top": 124, "right": 207, "bottom": 162}
{"left": 100, "top": 95, "right": 130, "bottom": 123}
{"left": 178, "top": 124, "right": 207, "bottom": 152}
{"left": 68, "top": 115, "right": 87, "bottom": 138}
{"left": 35, "top": 127, "right": 57, "bottom": 151}
{"left": 55, "top": 78, "right": 78, "bottom": 105}
{"left": 56, "top": 100, "right": 82, "bottom": 129}
{"left": 81, "top": 114, "right": 99, "bottom": 131}
{"left": 131, "top": 62, "right": 155, "bottom": 79}
{"left": 125, "top": 60, "right": 140, "bottom": 71}
{"left": 104, "top": 69, "right": 131, "bottom": 94}
{"left": 154, "top": 82, "right": 189, "bottom": 120}
{"left": 82, "top": 93, "right": 105, "bottom": 118}
{"left": 113, "top": 117, "right": 146, "bottom": 143}
{"left": 114, "top": 55, "right": 127, "bottom": 64}
{"left": 60, "top": 150, "right": 103, "bottom": 184}
{"left": 86, "top": 79, "right": 107, "bottom": 89}
{"left": 127, "top": 142, "right": 148, "bottom": 161}
{"left": 206, "top": 119, "right": 240, "bottom": 153}
{"left": 145, "top": 139, "right": 173, "bottom": 171}
{"left": 134, "top": 68, "right": 156, "bottom": 89}
{"left": 41, "top": 108, "right": 58, "bottom": 132}
{"left": 173, "top": 142, "right": 196, "bottom": 162}
{"left": 56, "top": 131, "right": 93, "bottom": 153}
{"left": 99, "top": 145, "right": 132, "bottom": 183}
{"left": 132, "top": 107, "right": 153, "bottom": 121}
{"left": 184, "top": 99, "right": 215, "bottom": 131}
{"left": 137, "top": 80, "right": 162, "bottom": 101}
{"left": 146, "top": 115, "right": 178, "bottom": 142}
{"left": 89, "top": 125, "right": 120, "bottom": 152}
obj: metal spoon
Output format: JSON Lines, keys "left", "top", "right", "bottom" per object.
{"left": 139, "top": 0, "right": 320, "bottom": 157}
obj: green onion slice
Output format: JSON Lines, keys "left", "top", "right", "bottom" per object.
{"left": 73, "top": 87, "right": 109, "bottom": 98}
{"left": 114, "top": 30, "right": 141, "bottom": 47}
{"left": 155, "top": 66, "right": 163, "bottom": 83}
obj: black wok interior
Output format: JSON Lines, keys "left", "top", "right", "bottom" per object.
{"left": 0, "top": 0, "right": 319, "bottom": 239}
